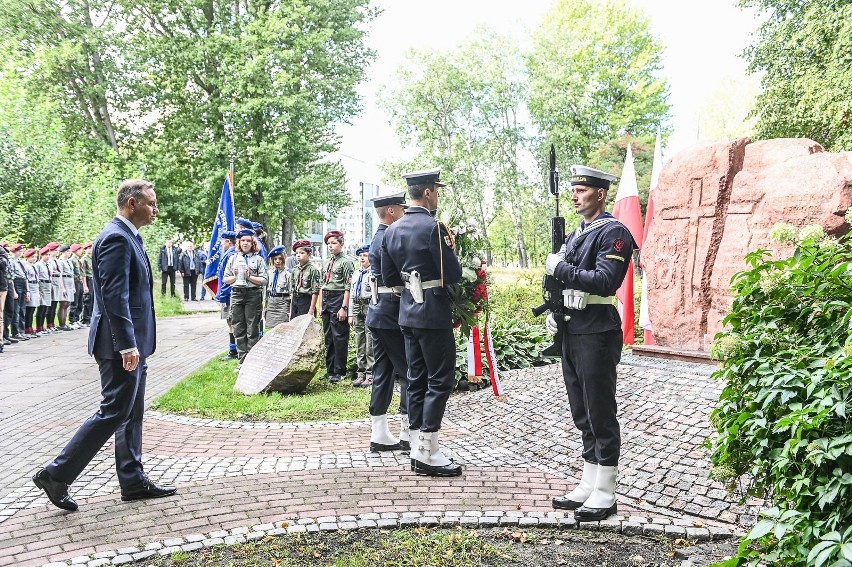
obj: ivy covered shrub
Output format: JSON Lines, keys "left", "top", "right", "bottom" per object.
{"left": 709, "top": 218, "right": 852, "bottom": 567}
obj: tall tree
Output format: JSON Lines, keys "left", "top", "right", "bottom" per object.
{"left": 527, "top": 0, "right": 670, "bottom": 168}
{"left": 740, "top": 0, "right": 852, "bottom": 151}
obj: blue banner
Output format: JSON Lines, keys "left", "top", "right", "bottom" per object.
{"left": 203, "top": 174, "right": 235, "bottom": 296}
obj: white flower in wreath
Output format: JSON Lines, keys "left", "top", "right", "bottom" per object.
{"left": 469, "top": 255, "right": 483, "bottom": 269}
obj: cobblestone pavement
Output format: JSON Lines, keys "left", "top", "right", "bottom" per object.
{"left": 0, "top": 320, "right": 753, "bottom": 566}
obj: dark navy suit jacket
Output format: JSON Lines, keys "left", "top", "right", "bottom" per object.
{"left": 88, "top": 217, "right": 157, "bottom": 359}
{"left": 366, "top": 224, "right": 401, "bottom": 330}
{"left": 381, "top": 207, "right": 462, "bottom": 330}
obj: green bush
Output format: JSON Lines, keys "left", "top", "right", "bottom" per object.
{"left": 709, "top": 229, "right": 852, "bottom": 566}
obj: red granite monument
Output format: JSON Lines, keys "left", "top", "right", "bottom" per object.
{"left": 643, "top": 137, "right": 852, "bottom": 351}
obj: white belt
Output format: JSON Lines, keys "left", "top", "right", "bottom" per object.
{"left": 377, "top": 285, "right": 403, "bottom": 294}
{"left": 403, "top": 279, "right": 441, "bottom": 290}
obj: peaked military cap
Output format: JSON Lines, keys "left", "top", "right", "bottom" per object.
{"left": 220, "top": 230, "right": 237, "bottom": 241}
{"left": 268, "top": 245, "right": 285, "bottom": 259}
{"left": 569, "top": 165, "right": 618, "bottom": 190}
{"left": 370, "top": 191, "right": 408, "bottom": 208}
{"left": 236, "top": 228, "right": 255, "bottom": 239}
{"left": 292, "top": 239, "right": 312, "bottom": 253}
{"left": 402, "top": 168, "right": 446, "bottom": 187}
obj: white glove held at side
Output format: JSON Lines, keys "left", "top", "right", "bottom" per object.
{"left": 545, "top": 253, "right": 562, "bottom": 276}
{"left": 545, "top": 312, "right": 559, "bottom": 336}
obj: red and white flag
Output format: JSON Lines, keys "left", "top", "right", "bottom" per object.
{"left": 639, "top": 131, "right": 663, "bottom": 345}
{"left": 612, "top": 144, "right": 644, "bottom": 345}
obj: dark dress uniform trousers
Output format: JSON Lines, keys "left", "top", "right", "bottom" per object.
{"left": 401, "top": 326, "right": 456, "bottom": 432}
{"left": 369, "top": 326, "right": 410, "bottom": 416}
{"left": 321, "top": 291, "right": 349, "bottom": 376}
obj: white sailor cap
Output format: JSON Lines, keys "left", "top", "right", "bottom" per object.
{"left": 401, "top": 168, "right": 446, "bottom": 187}
{"left": 569, "top": 165, "right": 618, "bottom": 190}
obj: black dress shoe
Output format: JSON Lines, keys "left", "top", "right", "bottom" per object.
{"left": 574, "top": 502, "right": 617, "bottom": 521}
{"left": 399, "top": 440, "right": 411, "bottom": 452}
{"left": 6, "top": 337, "right": 18, "bottom": 344}
{"left": 370, "top": 441, "right": 404, "bottom": 452}
{"left": 412, "top": 459, "right": 463, "bottom": 477}
{"left": 329, "top": 375, "right": 341, "bottom": 384}
{"left": 32, "top": 469, "right": 78, "bottom": 511}
{"left": 13, "top": 334, "right": 29, "bottom": 340}
{"left": 219, "top": 352, "right": 238, "bottom": 361}
{"left": 552, "top": 495, "right": 585, "bottom": 510}
{"left": 120, "top": 478, "right": 177, "bottom": 501}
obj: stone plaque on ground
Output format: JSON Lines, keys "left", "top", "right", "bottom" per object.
{"left": 643, "top": 137, "right": 852, "bottom": 351}
{"left": 235, "top": 315, "right": 323, "bottom": 395}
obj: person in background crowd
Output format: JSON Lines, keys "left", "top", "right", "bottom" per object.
{"left": 157, "top": 239, "right": 178, "bottom": 297}
{"left": 35, "top": 246, "right": 52, "bottom": 335}
{"left": 349, "top": 244, "right": 374, "bottom": 387}
{"left": 57, "top": 245, "right": 75, "bottom": 330}
{"left": 215, "top": 230, "right": 238, "bottom": 360}
{"left": 289, "top": 239, "right": 320, "bottom": 319}
{"left": 23, "top": 248, "right": 41, "bottom": 336}
{"left": 45, "top": 242, "right": 62, "bottom": 331}
{"left": 9, "top": 244, "right": 29, "bottom": 340}
{"left": 0, "top": 242, "right": 9, "bottom": 352}
{"left": 80, "top": 243, "right": 93, "bottom": 325}
{"left": 222, "top": 228, "right": 268, "bottom": 369}
{"left": 320, "top": 230, "right": 354, "bottom": 384}
{"left": 198, "top": 243, "right": 209, "bottom": 300}
{"left": 69, "top": 244, "right": 85, "bottom": 326}
{"left": 264, "top": 246, "right": 291, "bottom": 329}
{"left": 252, "top": 221, "right": 268, "bottom": 260}
{"left": 285, "top": 247, "right": 298, "bottom": 271}
{"left": 179, "top": 242, "right": 202, "bottom": 301}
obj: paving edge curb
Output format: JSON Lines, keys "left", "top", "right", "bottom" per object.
{"left": 40, "top": 510, "right": 742, "bottom": 566}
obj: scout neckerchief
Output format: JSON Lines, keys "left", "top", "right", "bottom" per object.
{"left": 324, "top": 254, "right": 336, "bottom": 283}
{"left": 355, "top": 268, "right": 366, "bottom": 298}
{"left": 297, "top": 262, "right": 307, "bottom": 290}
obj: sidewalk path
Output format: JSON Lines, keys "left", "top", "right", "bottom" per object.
{"left": 0, "top": 318, "right": 752, "bottom": 566}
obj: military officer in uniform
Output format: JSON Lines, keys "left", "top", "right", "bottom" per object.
{"left": 545, "top": 165, "right": 636, "bottom": 522}
{"left": 320, "top": 230, "right": 354, "bottom": 383}
{"left": 381, "top": 169, "right": 463, "bottom": 477}
{"left": 366, "top": 192, "right": 410, "bottom": 452}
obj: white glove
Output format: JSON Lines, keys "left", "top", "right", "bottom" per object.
{"left": 545, "top": 312, "right": 559, "bottom": 336}
{"left": 545, "top": 253, "right": 562, "bottom": 276}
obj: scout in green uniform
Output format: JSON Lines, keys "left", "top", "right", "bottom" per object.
{"left": 320, "top": 230, "right": 354, "bottom": 383}
{"left": 81, "top": 243, "right": 93, "bottom": 325}
{"left": 289, "top": 240, "right": 321, "bottom": 319}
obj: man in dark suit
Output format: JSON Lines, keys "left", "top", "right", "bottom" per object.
{"left": 32, "top": 179, "right": 176, "bottom": 511}
{"left": 178, "top": 242, "right": 202, "bottom": 301}
{"left": 157, "top": 239, "right": 178, "bottom": 297}
{"left": 381, "top": 168, "right": 463, "bottom": 477}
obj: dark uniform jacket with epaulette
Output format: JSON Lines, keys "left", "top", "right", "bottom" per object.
{"left": 381, "top": 206, "right": 463, "bottom": 330}
{"left": 552, "top": 212, "right": 636, "bottom": 335}
{"left": 366, "top": 223, "right": 400, "bottom": 330}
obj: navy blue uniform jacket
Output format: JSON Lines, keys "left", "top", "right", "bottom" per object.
{"left": 366, "top": 224, "right": 400, "bottom": 330}
{"left": 88, "top": 217, "right": 156, "bottom": 359}
{"left": 380, "top": 206, "right": 462, "bottom": 329}
{"left": 552, "top": 213, "right": 635, "bottom": 335}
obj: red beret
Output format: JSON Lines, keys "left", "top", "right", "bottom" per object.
{"left": 23, "top": 248, "right": 36, "bottom": 258}
{"left": 39, "top": 246, "right": 50, "bottom": 255}
{"left": 83, "top": 242, "right": 93, "bottom": 250}
{"left": 46, "top": 241, "right": 60, "bottom": 251}
{"left": 10, "top": 243, "right": 23, "bottom": 252}
{"left": 0, "top": 242, "right": 7, "bottom": 248}
{"left": 292, "top": 239, "right": 312, "bottom": 253}
{"left": 70, "top": 244, "right": 82, "bottom": 252}
{"left": 324, "top": 230, "right": 344, "bottom": 244}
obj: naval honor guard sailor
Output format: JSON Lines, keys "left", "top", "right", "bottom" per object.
{"left": 545, "top": 165, "right": 636, "bottom": 521}
{"left": 381, "top": 169, "right": 463, "bottom": 477}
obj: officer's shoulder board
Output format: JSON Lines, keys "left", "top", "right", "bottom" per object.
{"left": 436, "top": 220, "right": 455, "bottom": 250}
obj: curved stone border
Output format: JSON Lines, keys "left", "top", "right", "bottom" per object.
{"left": 40, "top": 510, "right": 739, "bottom": 567}
{"left": 147, "top": 410, "right": 373, "bottom": 429}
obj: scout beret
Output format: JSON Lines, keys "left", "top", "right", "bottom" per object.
{"left": 46, "top": 242, "right": 60, "bottom": 251}
{"left": 236, "top": 217, "right": 253, "bottom": 229}
{"left": 402, "top": 168, "right": 446, "bottom": 187}
{"left": 70, "top": 244, "right": 82, "bottom": 252}
{"left": 252, "top": 221, "right": 264, "bottom": 231}
{"left": 39, "top": 246, "right": 50, "bottom": 255}
{"left": 569, "top": 165, "right": 618, "bottom": 190}
{"left": 268, "top": 245, "right": 285, "bottom": 259}
{"left": 292, "top": 239, "right": 312, "bottom": 253}
{"left": 10, "top": 243, "right": 23, "bottom": 252}
{"left": 83, "top": 242, "right": 93, "bottom": 250}
{"left": 0, "top": 242, "right": 7, "bottom": 248}
{"left": 370, "top": 191, "right": 408, "bottom": 208}
{"left": 220, "top": 230, "right": 237, "bottom": 241}
{"left": 23, "top": 248, "right": 36, "bottom": 258}
{"left": 324, "top": 230, "right": 344, "bottom": 244}
{"left": 236, "top": 228, "right": 255, "bottom": 239}
{"left": 58, "top": 244, "right": 70, "bottom": 252}
{"left": 355, "top": 245, "right": 370, "bottom": 256}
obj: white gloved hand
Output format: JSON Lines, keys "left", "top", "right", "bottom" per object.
{"left": 545, "top": 253, "right": 562, "bottom": 276}
{"left": 545, "top": 312, "right": 559, "bottom": 336}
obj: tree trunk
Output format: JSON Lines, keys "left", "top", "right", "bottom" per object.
{"left": 282, "top": 217, "right": 294, "bottom": 253}
{"left": 510, "top": 199, "right": 529, "bottom": 268}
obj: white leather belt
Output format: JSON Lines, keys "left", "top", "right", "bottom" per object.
{"left": 404, "top": 279, "right": 441, "bottom": 290}
{"left": 377, "top": 285, "right": 403, "bottom": 294}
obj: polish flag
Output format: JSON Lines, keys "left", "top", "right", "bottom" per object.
{"left": 612, "top": 144, "right": 644, "bottom": 345}
{"left": 639, "top": 131, "right": 663, "bottom": 345}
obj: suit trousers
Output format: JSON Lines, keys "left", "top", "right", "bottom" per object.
{"left": 290, "top": 293, "right": 313, "bottom": 319}
{"left": 561, "top": 329, "right": 623, "bottom": 467}
{"left": 230, "top": 287, "right": 263, "bottom": 363}
{"left": 70, "top": 280, "right": 84, "bottom": 322}
{"left": 368, "top": 326, "right": 409, "bottom": 417}
{"left": 3, "top": 287, "right": 16, "bottom": 336}
{"left": 321, "top": 292, "right": 350, "bottom": 377}
{"left": 13, "top": 278, "right": 27, "bottom": 333}
{"left": 46, "top": 357, "right": 147, "bottom": 487}
{"left": 183, "top": 271, "right": 198, "bottom": 300}
{"left": 161, "top": 269, "right": 176, "bottom": 296}
{"left": 400, "top": 326, "right": 455, "bottom": 433}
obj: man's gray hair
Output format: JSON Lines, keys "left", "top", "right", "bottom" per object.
{"left": 116, "top": 179, "right": 154, "bottom": 209}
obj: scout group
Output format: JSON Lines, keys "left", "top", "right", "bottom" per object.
{"left": 29, "top": 165, "right": 634, "bottom": 525}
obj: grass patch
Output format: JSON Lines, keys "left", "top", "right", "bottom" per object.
{"left": 154, "top": 293, "right": 192, "bottom": 317}
{"left": 152, "top": 355, "right": 394, "bottom": 422}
